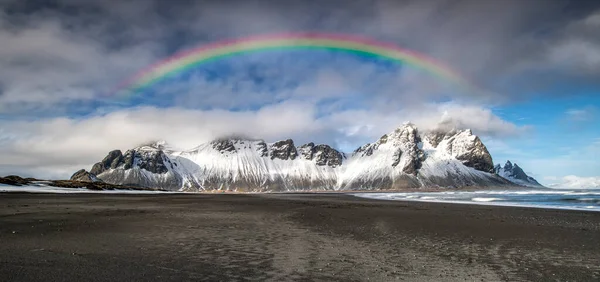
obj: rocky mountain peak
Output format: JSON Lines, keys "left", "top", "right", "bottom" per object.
{"left": 500, "top": 161, "right": 529, "bottom": 181}
{"left": 504, "top": 160, "right": 513, "bottom": 171}
{"left": 298, "top": 142, "right": 343, "bottom": 167}
{"left": 391, "top": 124, "right": 425, "bottom": 174}
{"left": 426, "top": 128, "right": 494, "bottom": 173}
{"left": 452, "top": 131, "right": 494, "bottom": 173}
{"left": 211, "top": 139, "right": 237, "bottom": 153}
{"left": 270, "top": 139, "right": 298, "bottom": 160}
{"left": 351, "top": 123, "right": 425, "bottom": 175}
{"left": 495, "top": 160, "right": 542, "bottom": 187}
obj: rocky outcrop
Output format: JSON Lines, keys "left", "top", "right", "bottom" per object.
{"left": 298, "top": 143, "right": 344, "bottom": 167}
{"left": 70, "top": 169, "right": 100, "bottom": 182}
{"left": 0, "top": 175, "right": 39, "bottom": 186}
{"left": 211, "top": 139, "right": 237, "bottom": 153}
{"left": 391, "top": 125, "right": 426, "bottom": 174}
{"left": 270, "top": 139, "right": 298, "bottom": 160}
{"left": 90, "top": 150, "right": 123, "bottom": 175}
{"left": 256, "top": 141, "right": 269, "bottom": 157}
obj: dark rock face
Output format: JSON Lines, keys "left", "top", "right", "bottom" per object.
{"left": 90, "top": 150, "right": 123, "bottom": 175}
{"left": 256, "top": 141, "right": 269, "bottom": 157}
{"left": 91, "top": 148, "right": 170, "bottom": 175}
{"left": 298, "top": 143, "right": 343, "bottom": 167}
{"left": 298, "top": 142, "right": 315, "bottom": 159}
{"left": 70, "top": 169, "right": 100, "bottom": 182}
{"left": 123, "top": 150, "right": 135, "bottom": 170}
{"left": 211, "top": 140, "right": 237, "bottom": 153}
{"left": 425, "top": 131, "right": 447, "bottom": 148}
{"left": 393, "top": 125, "right": 425, "bottom": 175}
{"left": 353, "top": 143, "right": 376, "bottom": 157}
{"left": 391, "top": 149, "right": 403, "bottom": 168}
{"left": 270, "top": 139, "right": 298, "bottom": 160}
{"left": 123, "top": 150, "right": 170, "bottom": 174}
{"left": 454, "top": 135, "right": 494, "bottom": 173}
{"left": 505, "top": 161, "right": 528, "bottom": 179}
{"left": 138, "top": 151, "right": 170, "bottom": 174}
{"left": 432, "top": 129, "right": 495, "bottom": 174}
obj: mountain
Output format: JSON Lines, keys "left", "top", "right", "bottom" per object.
{"left": 73, "top": 123, "right": 515, "bottom": 191}
{"left": 494, "top": 160, "right": 543, "bottom": 187}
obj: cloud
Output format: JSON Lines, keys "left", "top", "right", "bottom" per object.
{"left": 0, "top": 0, "right": 598, "bottom": 114}
{"left": 565, "top": 106, "right": 597, "bottom": 122}
{"left": 0, "top": 0, "right": 597, "bottom": 178}
{"left": 0, "top": 101, "right": 525, "bottom": 178}
{"left": 545, "top": 175, "right": 600, "bottom": 189}
{"left": 0, "top": 5, "right": 161, "bottom": 113}
{"left": 547, "top": 11, "right": 600, "bottom": 74}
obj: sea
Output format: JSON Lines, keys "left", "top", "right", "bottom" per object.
{"left": 354, "top": 189, "right": 600, "bottom": 212}
{"left": 3, "top": 184, "right": 600, "bottom": 212}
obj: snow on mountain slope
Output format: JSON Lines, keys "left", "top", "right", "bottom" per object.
{"left": 76, "top": 123, "right": 515, "bottom": 191}
{"left": 89, "top": 142, "right": 187, "bottom": 190}
{"left": 339, "top": 124, "right": 424, "bottom": 190}
{"left": 418, "top": 130, "right": 507, "bottom": 188}
{"left": 174, "top": 139, "right": 340, "bottom": 191}
{"left": 494, "top": 160, "right": 543, "bottom": 187}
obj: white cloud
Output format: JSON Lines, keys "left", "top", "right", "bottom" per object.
{"left": 546, "top": 175, "right": 600, "bottom": 189}
{"left": 0, "top": 101, "right": 527, "bottom": 179}
{"left": 565, "top": 106, "right": 597, "bottom": 122}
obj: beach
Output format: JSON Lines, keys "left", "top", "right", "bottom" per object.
{"left": 1, "top": 192, "right": 599, "bottom": 281}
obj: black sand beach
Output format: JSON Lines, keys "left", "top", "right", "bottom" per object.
{"left": 1, "top": 193, "right": 599, "bottom": 281}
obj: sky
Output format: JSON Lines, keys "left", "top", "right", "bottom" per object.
{"left": 0, "top": 0, "right": 598, "bottom": 186}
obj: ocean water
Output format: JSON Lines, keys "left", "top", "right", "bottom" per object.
{"left": 353, "top": 189, "right": 600, "bottom": 212}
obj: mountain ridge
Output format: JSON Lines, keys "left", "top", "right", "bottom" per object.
{"left": 72, "top": 123, "right": 525, "bottom": 191}
{"left": 494, "top": 160, "right": 542, "bottom": 187}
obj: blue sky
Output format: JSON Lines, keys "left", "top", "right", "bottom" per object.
{"left": 490, "top": 94, "right": 599, "bottom": 179}
{"left": 0, "top": 0, "right": 598, "bottom": 186}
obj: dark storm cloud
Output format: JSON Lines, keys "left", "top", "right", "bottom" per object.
{"left": 1, "top": 0, "right": 598, "bottom": 112}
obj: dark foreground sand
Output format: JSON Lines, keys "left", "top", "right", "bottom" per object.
{"left": 1, "top": 193, "right": 599, "bottom": 281}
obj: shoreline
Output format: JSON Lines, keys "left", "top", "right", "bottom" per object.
{"left": 2, "top": 185, "right": 598, "bottom": 213}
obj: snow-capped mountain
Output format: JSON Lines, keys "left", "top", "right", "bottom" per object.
{"left": 494, "top": 160, "right": 543, "bottom": 187}
{"left": 73, "top": 123, "right": 516, "bottom": 191}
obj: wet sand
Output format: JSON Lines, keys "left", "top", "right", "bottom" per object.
{"left": 1, "top": 193, "right": 599, "bottom": 281}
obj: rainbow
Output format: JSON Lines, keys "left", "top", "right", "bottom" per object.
{"left": 116, "top": 33, "right": 471, "bottom": 95}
